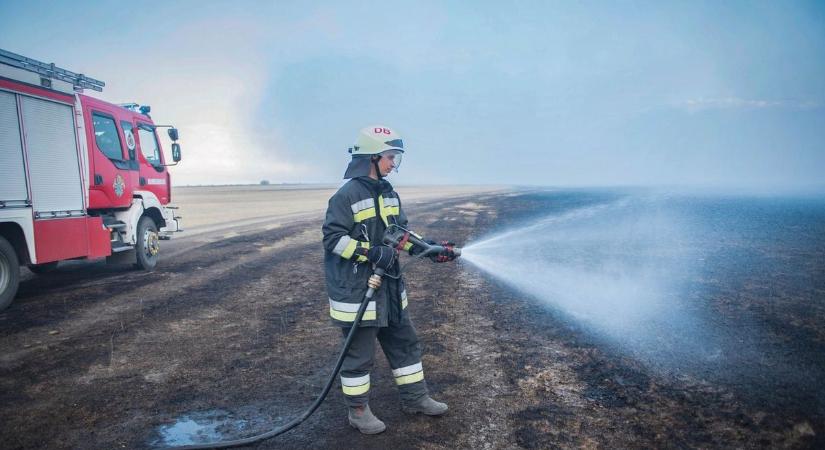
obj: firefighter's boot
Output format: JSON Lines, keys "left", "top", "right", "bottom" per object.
{"left": 348, "top": 404, "right": 386, "bottom": 434}
{"left": 402, "top": 396, "right": 448, "bottom": 416}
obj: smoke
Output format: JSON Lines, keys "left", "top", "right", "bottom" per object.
{"left": 460, "top": 195, "right": 718, "bottom": 369}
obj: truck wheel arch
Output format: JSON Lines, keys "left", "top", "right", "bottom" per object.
{"left": 132, "top": 190, "right": 167, "bottom": 229}
{"left": 0, "top": 222, "right": 32, "bottom": 266}
{"left": 142, "top": 207, "right": 166, "bottom": 229}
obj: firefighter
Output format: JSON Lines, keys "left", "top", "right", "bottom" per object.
{"left": 322, "top": 125, "right": 457, "bottom": 434}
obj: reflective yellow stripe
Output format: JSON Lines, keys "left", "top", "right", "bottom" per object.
{"left": 335, "top": 238, "right": 368, "bottom": 261}
{"left": 353, "top": 196, "right": 400, "bottom": 224}
{"left": 342, "top": 381, "right": 370, "bottom": 396}
{"left": 329, "top": 299, "right": 377, "bottom": 322}
{"left": 401, "top": 298, "right": 408, "bottom": 309}
{"left": 353, "top": 207, "right": 376, "bottom": 222}
{"left": 356, "top": 241, "right": 369, "bottom": 262}
{"left": 378, "top": 196, "right": 400, "bottom": 226}
{"left": 340, "top": 238, "right": 358, "bottom": 259}
{"left": 341, "top": 374, "right": 370, "bottom": 396}
{"left": 402, "top": 241, "right": 413, "bottom": 252}
{"left": 332, "top": 235, "right": 352, "bottom": 257}
{"left": 330, "top": 308, "right": 377, "bottom": 322}
{"left": 350, "top": 198, "right": 374, "bottom": 214}
{"left": 395, "top": 371, "right": 424, "bottom": 385}
{"left": 378, "top": 196, "right": 387, "bottom": 225}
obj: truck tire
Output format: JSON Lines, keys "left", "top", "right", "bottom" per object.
{"left": 28, "top": 261, "right": 59, "bottom": 274}
{"left": 135, "top": 216, "right": 159, "bottom": 271}
{"left": 0, "top": 236, "right": 20, "bottom": 311}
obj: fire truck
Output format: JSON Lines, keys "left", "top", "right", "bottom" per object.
{"left": 0, "top": 49, "right": 182, "bottom": 310}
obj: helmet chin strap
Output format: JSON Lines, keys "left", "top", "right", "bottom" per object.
{"left": 372, "top": 156, "right": 383, "bottom": 179}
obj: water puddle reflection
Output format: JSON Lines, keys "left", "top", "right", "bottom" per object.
{"left": 153, "top": 409, "right": 250, "bottom": 447}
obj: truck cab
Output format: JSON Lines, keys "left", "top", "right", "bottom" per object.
{"left": 81, "top": 95, "right": 172, "bottom": 209}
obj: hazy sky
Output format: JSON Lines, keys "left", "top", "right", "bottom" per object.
{"left": 2, "top": 1, "right": 824, "bottom": 189}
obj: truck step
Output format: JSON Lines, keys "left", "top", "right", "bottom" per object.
{"left": 105, "top": 222, "right": 126, "bottom": 230}
{"left": 111, "top": 243, "right": 133, "bottom": 253}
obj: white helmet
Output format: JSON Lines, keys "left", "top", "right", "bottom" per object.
{"left": 349, "top": 125, "right": 404, "bottom": 155}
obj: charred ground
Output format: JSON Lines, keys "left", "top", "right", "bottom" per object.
{"left": 1, "top": 190, "right": 823, "bottom": 449}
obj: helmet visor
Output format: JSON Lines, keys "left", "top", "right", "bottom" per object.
{"left": 382, "top": 150, "right": 403, "bottom": 172}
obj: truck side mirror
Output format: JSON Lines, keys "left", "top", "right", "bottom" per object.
{"left": 172, "top": 143, "right": 181, "bottom": 162}
{"left": 167, "top": 128, "right": 179, "bottom": 141}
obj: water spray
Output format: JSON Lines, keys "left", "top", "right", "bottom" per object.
{"left": 457, "top": 196, "right": 712, "bottom": 370}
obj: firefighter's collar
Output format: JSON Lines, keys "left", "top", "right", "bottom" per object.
{"left": 355, "top": 176, "right": 393, "bottom": 194}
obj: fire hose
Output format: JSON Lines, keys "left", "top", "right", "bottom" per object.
{"left": 164, "top": 225, "right": 460, "bottom": 449}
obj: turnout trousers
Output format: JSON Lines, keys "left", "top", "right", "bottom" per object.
{"left": 339, "top": 314, "right": 429, "bottom": 407}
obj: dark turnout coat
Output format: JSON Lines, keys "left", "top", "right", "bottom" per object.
{"left": 322, "top": 177, "right": 416, "bottom": 327}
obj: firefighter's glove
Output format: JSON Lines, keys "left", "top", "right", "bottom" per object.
{"left": 367, "top": 245, "right": 398, "bottom": 270}
{"left": 429, "top": 241, "right": 458, "bottom": 263}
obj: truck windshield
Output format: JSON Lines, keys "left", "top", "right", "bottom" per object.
{"left": 137, "top": 125, "right": 161, "bottom": 166}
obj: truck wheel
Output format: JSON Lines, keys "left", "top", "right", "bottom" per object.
{"left": 135, "top": 216, "right": 159, "bottom": 271}
{"left": 0, "top": 236, "right": 20, "bottom": 311}
{"left": 28, "top": 261, "right": 59, "bottom": 274}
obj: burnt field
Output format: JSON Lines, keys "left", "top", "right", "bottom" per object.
{"left": 1, "top": 189, "right": 824, "bottom": 449}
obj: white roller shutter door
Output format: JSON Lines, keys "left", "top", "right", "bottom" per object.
{"left": 20, "top": 96, "right": 84, "bottom": 215}
{"left": 0, "top": 91, "right": 28, "bottom": 205}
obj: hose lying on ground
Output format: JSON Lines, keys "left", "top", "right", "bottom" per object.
{"left": 163, "top": 268, "right": 386, "bottom": 450}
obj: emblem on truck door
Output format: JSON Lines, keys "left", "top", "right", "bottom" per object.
{"left": 113, "top": 174, "right": 125, "bottom": 197}
{"left": 125, "top": 130, "right": 136, "bottom": 151}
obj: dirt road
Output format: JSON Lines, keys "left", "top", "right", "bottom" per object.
{"left": 1, "top": 189, "right": 822, "bottom": 449}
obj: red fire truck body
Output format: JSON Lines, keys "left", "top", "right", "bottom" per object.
{"left": 0, "top": 49, "right": 182, "bottom": 310}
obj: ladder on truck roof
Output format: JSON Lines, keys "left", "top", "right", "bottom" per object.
{"left": 0, "top": 48, "right": 105, "bottom": 92}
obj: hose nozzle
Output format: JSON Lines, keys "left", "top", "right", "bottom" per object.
{"left": 383, "top": 224, "right": 461, "bottom": 260}
{"left": 426, "top": 244, "right": 461, "bottom": 258}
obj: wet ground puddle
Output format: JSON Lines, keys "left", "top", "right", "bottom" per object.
{"left": 151, "top": 409, "right": 254, "bottom": 447}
